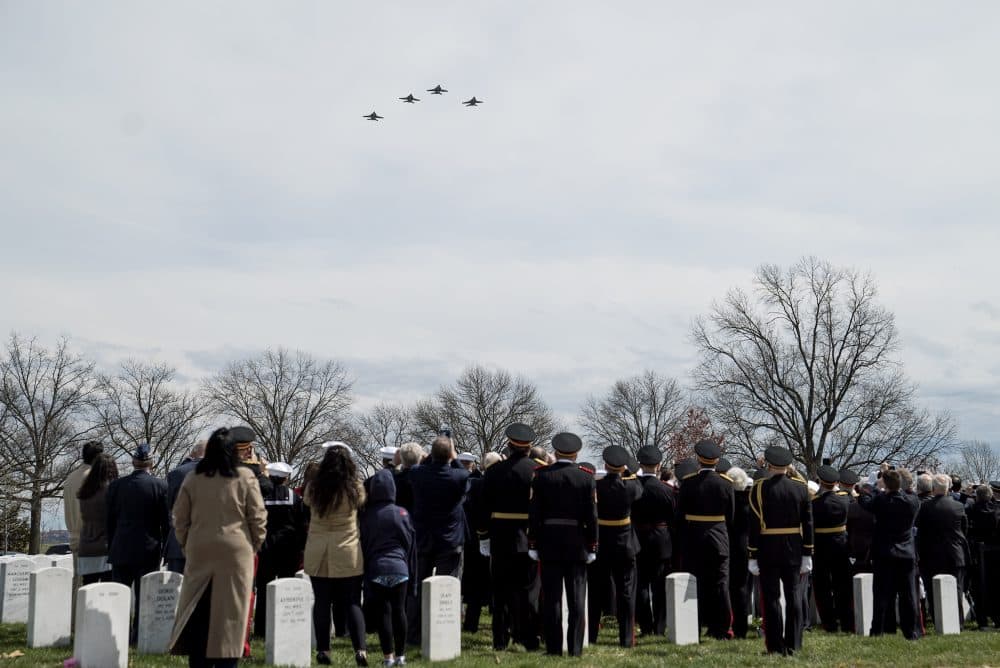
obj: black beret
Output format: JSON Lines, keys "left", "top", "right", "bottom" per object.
{"left": 505, "top": 423, "right": 535, "bottom": 444}
{"left": 838, "top": 468, "right": 860, "bottom": 486}
{"left": 694, "top": 439, "right": 721, "bottom": 462}
{"left": 715, "top": 457, "right": 732, "bottom": 473}
{"left": 577, "top": 462, "right": 596, "bottom": 475}
{"left": 674, "top": 457, "right": 699, "bottom": 480}
{"left": 763, "top": 446, "right": 793, "bottom": 467}
{"left": 817, "top": 465, "right": 839, "bottom": 484}
{"left": 552, "top": 432, "right": 582, "bottom": 454}
{"left": 227, "top": 426, "right": 256, "bottom": 445}
{"left": 602, "top": 445, "right": 629, "bottom": 469}
{"left": 636, "top": 445, "right": 662, "bottom": 466}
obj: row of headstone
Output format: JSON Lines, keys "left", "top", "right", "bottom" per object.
{"left": 852, "top": 572, "right": 961, "bottom": 636}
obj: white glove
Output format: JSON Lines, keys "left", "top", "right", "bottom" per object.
{"left": 748, "top": 559, "right": 760, "bottom": 576}
{"left": 585, "top": 552, "right": 597, "bottom": 565}
{"left": 800, "top": 556, "right": 813, "bottom": 574}
{"left": 479, "top": 539, "right": 490, "bottom": 558}
{"left": 528, "top": 549, "right": 539, "bottom": 561}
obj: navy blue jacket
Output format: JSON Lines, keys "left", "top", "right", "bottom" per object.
{"left": 859, "top": 489, "right": 920, "bottom": 560}
{"left": 163, "top": 458, "right": 199, "bottom": 560}
{"left": 409, "top": 459, "right": 470, "bottom": 553}
{"left": 359, "top": 470, "right": 416, "bottom": 589}
{"left": 106, "top": 469, "right": 170, "bottom": 566}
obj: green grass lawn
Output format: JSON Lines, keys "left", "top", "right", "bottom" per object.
{"left": 1, "top": 616, "right": 998, "bottom": 667}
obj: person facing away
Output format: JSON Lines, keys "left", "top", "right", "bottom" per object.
{"left": 810, "top": 465, "right": 854, "bottom": 634}
{"left": 165, "top": 440, "right": 207, "bottom": 574}
{"left": 106, "top": 442, "right": 170, "bottom": 644}
{"left": 168, "top": 427, "right": 267, "bottom": 668}
{"left": 726, "top": 466, "right": 753, "bottom": 639}
{"left": 303, "top": 444, "right": 369, "bottom": 666}
{"left": 64, "top": 440, "right": 104, "bottom": 555}
{"left": 76, "top": 453, "right": 119, "bottom": 585}
{"left": 965, "top": 484, "right": 1000, "bottom": 630}
{"left": 360, "top": 468, "right": 416, "bottom": 667}
{"left": 859, "top": 466, "right": 922, "bottom": 639}
{"left": 915, "top": 473, "right": 969, "bottom": 622}
{"left": 631, "top": 445, "right": 676, "bottom": 638}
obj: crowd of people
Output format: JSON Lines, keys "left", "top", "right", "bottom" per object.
{"left": 60, "top": 424, "right": 1000, "bottom": 666}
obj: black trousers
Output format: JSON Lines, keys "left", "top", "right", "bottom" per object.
{"left": 970, "top": 543, "right": 1000, "bottom": 628}
{"left": 540, "top": 560, "right": 587, "bottom": 656}
{"left": 592, "top": 554, "right": 637, "bottom": 647}
{"left": 462, "top": 540, "right": 491, "bottom": 632}
{"left": 729, "top": 567, "right": 750, "bottom": 638}
{"left": 368, "top": 581, "right": 407, "bottom": 657}
{"left": 489, "top": 552, "right": 540, "bottom": 650}
{"left": 872, "top": 556, "right": 921, "bottom": 639}
{"left": 252, "top": 556, "right": 299, "bottom": 637}
{"left": 813, "top": 549, "right": 854, "bottom": 632}
{"left": 407, "top": 548, "right": 462, "bottom": 645}
{"left": 111, "top": 557, "right": 161, "bottom": 643}
{"left": 177, "top": 582, "right": 239, "bottom": 667}
{"left": 310, "top": 575, "right": 366, "bottom": 653}
{"left": 636, "top": 554, "right": 669, "bottom": 636}
{"left": 685, "top": 549, "right": 732, "bottom": 639}
{"left": 759, "top": 564, "right": 803, "bottom": 655}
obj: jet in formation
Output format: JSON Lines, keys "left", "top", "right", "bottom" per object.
{"left": 426, "top": 84, "right": 448, "bottom": 95}
{"left": 462, "top": 97, "right": 483, "bottom": 107}
{"left": 364, "top": 111, "right": 383, "bottom": 121}
{"left": 399, "top": 94, "right": 420, "bottom": 103}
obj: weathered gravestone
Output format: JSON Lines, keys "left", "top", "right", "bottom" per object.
{"left": 137, "top": 571, "right": 183, "bottom": 654}
{"left": 27, "top": 567, "right": 72, "bottom": 647}
{"left": 853, "top": 573, "right": 874, "bottom": 637}
{"left": 0, "top": 558, "right": 33, "bottom": 623}
{"left": 932, "top": 574, "right": 960, "bottom": 635}
{"left": 265, "top": 578, "right": 313, "bottom": 668}
{"left": 51, "top": 554, "right": 74, "bottom": 573}
{"left": 74, "top": 582, "right": 130, "bottom": 668}
{"left": 421, "top": 575, "right": 461, "bottom": 661}
{"left": 560, "top": 582, "right": 589, "bottom": 652}
{"left": 666, "top": 572, "right": 699, "bottom": 645}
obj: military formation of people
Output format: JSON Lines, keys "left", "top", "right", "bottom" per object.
{"left": 61, "top": 423, "right": 1000, "bottom": 666}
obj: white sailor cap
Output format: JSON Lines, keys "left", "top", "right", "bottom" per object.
{"left": 457, "top": 452, "right": 477, "bottom": 463}
{"left": 379, "top": 446, "right": 398, "bottom": 460}
{"left": 807, "top": 480, "right": 820, "bottom": 495}
{"left": 267, "top": 462, "right": 293, "bottom": 478}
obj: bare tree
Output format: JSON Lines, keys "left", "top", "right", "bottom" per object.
{"left": 579, "top": 371, "right": 687, "bottom": 457}
{"left": 692, "top": 257, "right": 956, "bottom": 476}
{"left": 664, "top": 407, "right": 726, "bottom": 465}
{"left": 351, "top": 402, "right": 420, "bottom": 473}
{"left": 949, "top": 440, "right": 1000, "bottom": 484}
{"left": 201, "top": 348, "right": 353, "bottom": 471}
{"left": 95, "top": 360, "right": 204, "bottom": 475}
{"left": 411, "top": 365, "right": 557, "bottom": 460}
{"left": 0, "top": 335, "right": 98, "bottom": 552}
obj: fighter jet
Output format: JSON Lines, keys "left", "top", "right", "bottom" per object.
{"left": 426, "top": 84, "right": 448, "bottom": 95}
{"left": 363, "top": 111, "right": 383, "bottom": 121}
{"left": 399, "top": 94, "right": 420, "bottom": 103}
{"left": 462, "top": 97, "right": 483, "bottom": 107}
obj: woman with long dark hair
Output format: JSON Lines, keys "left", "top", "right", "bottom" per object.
{"left": 77, "top": 453, "right": 119, "bottom": 584}
{"left": 169, "top": 428, "right": 267, "bottom": 668}
{"left": 304, "top": 444, "right": 368, "bottom": 666}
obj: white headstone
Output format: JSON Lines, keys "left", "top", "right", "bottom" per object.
{"left": 853, "top": 573, "right": 874, "bottom": 637}
{"left": 137, "top": 571, "right": 183, "bottom": 654}
{"left": 73, "top": 582, "right": 130, "bottom": 668}
{"left": 27, "top": 567, "right": 72, "bottom": 647}
{"left": 265, "top": 578, "right": 314, "bottom": 668}
{"left": 51, "top": 554, "right": 75, "bottom": 573}
{"left": 666, "top": 572, "right": 699, "bottom": 645}
{"left": 421, "top": 575, "right": 461, "bottom": 661}
{"left": 560, "top": 582, "right": 589, "bottom": 652}
{"left": 932, "top": 574, "right": 960, "bottom": 635}
{"left": 30, "top": 554, "right": 52, "bottom": 571}
{"left": 0, "top": 558, "right": 33, "bottom": 623}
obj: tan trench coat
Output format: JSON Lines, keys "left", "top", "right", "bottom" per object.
{"left": 168, "top": 467, "right": 267, "bottom": 658}
{"left": 303, "top": 482, "right": 365, "bottom": 578}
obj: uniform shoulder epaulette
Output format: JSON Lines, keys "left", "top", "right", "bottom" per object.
{"left": 532, "top": 458, "right": 548, "bottom": 467}
{"left": 720, "top": 473, "right": 733, "bottom": 482}
{"left": 622, "top": 474, "right": 638, "bottom": 481}
{"left": 681, "top": 471, "right": 699, "bottom": 480}
{"left": 790, "top": 476, "right": 808, "bottom": 485}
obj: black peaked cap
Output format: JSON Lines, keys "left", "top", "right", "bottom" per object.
{"left": 838, "top": 468, "right": 860, "bottom": 486}
{"left": 505, "top": 423, "right": 535, "bottom": 444}
{"left": 602, "top": 445, "right": 629, "bottom": 469}
{"left": 715, "top": 457, "right": 732, "bottom": 473}
{"left": 694, "top": 439, "right": 721, "bottom": 461}
{"left": 636, "top": 445, "right": 662, "bottom": 466}
{"left": 817, "top": 465, "right": 839, "bottom": 484}
{"left": 764, "top": 446, "right": 793, "bottom": 467}
{"left": 227, "top": 426, "right": 256, "bottom": 445}
{"left": 552, "top": 432, "right": 582, "bottom": 454}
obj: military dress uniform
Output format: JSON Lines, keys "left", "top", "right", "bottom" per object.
{"left": 589, "top": 446, "right": 643, "bottom": 647}
{"left": 529, "top": 433, "right": 598, "bottom": 656}
{"left": 966, "top": 486, "right": 1000, "bottom": 629}
{"left": 632, "top": 445, "right": 675, "bottom": 636}
{"left": 811, "top": 465, "right": 853, "bottom": 633}
{"left": 478, "top": 423, "right": 542, "bottom": 651}
{"left": 748, "top": 447, "right": 814, "bottom": 655}
{"left": 675, "top": 440, "right": 735, "bottom": 639}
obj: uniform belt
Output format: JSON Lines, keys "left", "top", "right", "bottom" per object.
{"left": 685, "top": 514, "right": 725, "bottom": 522}
{"left": 598, "top": 518, "right": 631, "bottom": 527}
{"left": 815, "top": 525, "right": 847, "bottom": 534}
{"left": 760, "top": 527, "right": 801, "bottom": 536}
{"left": 492, "top": 512, "right": 529, "bottom": 520}
{"left": 543, "top": 519, "right": 578, "bottom": 527}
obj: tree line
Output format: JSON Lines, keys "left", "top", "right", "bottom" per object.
{"left": 2, "top": 257, "right": 985, "bottom": 554}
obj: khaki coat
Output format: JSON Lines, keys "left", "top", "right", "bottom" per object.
{"left": 303, "top": 482, "right": 365, "bottom": 578}
{"left": 168, "top": 467, "right": 266, "bottom": 658}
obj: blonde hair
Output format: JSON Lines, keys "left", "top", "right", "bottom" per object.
{"left": 727, "top": 466, "right": 751, "bottom": 490}
{"left": 483, "top": 452, "right": 503, "bottom": 469}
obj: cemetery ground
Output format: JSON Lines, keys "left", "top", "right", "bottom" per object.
{"left": 1, "top": 617, "right": 998, "bottom": 667}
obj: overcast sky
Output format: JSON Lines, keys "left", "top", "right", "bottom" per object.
{"left": 2, "top": 2, "right": 999, "bottom": 446}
